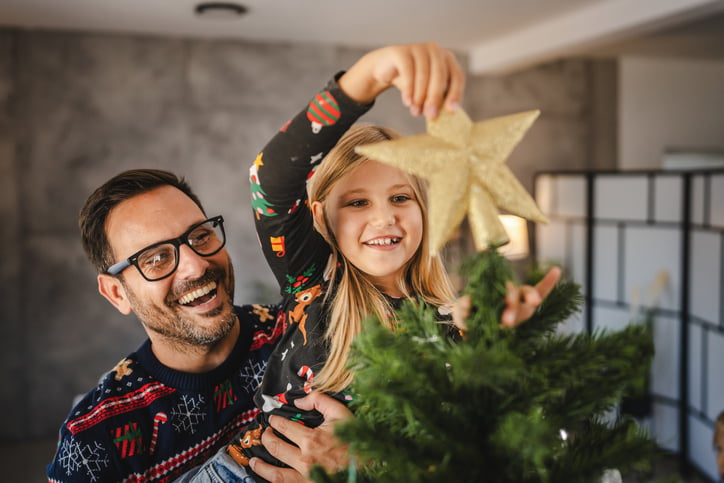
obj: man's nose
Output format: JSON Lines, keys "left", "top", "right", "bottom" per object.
{"left": 175, "top": 244, "right": 211, "bottom": 279}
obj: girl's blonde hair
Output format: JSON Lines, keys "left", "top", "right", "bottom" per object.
{"left": 308, "top": 124, "right": 456, "bottom": 393}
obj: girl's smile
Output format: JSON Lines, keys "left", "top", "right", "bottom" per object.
{"left": 314, "top": 159, "right": 423, "bottom": 296}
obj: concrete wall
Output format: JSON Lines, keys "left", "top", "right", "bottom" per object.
{"left": 0, "top": 30, "right": 25, "bottom": 441}
{"left": 0, "top": 28, "right": 610, "bottom": 441}
{"left": 619, "top": 56, "right": 724, "bottom": 170}
{"left": 469, "top": 58, "right": 617, "bottom": 194}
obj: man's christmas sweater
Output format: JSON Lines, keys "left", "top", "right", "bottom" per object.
{"left": 46, "top": 303, "right": 281, "bottom": 483}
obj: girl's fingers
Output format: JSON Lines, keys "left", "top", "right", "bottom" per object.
{"left": 386, "top": 47, "right": 415, "bottom": 109}
{"left": 502, "top": 281, "right": 519, "bottom": 326}
{"left": 501, "top": 267, "right": 562, "bottom": 327}
{"left": 520, "top": 285, "right": 542, "bottom": 308}
{"left": 443, "top": 49, "right": 465, "bottom": 112}
{"left": 348, "top": 42, "right": 464, "bottom": 118}
{"left": 536, "top": 266, "right": 562, "bottom": 299}
{"left": 505, "top": 280, "right": 519, "bottom": 307}
{"left": 421, "top": 43, "right": 447, "bottom": 119}
{"left": 408, "top": 43, "right": 431, "bottom": 116}
{"left": 395, "top": 42, "right": 462, "bottom": 119}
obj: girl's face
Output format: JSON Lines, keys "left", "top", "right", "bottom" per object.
{"left": 314, "top": 160, "right": 423, "bottom": 296}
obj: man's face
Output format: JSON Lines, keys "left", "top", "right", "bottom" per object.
{"left": 104, "top": 186, "right": 236, "bottom": 347}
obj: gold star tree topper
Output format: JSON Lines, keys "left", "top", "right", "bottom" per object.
{"left": 355, "top": 108, "right": 548, "bottom": 255}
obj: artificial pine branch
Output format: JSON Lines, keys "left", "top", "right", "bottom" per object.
{"left": 314, "top": 249, "right": 655, "bottom": 483}
{"left": 549, "top": 418, "right": 657, "bottom": 480}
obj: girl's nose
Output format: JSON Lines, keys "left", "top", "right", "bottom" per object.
{"left": 371, "top": 208, "right": 395, "bottom": 228}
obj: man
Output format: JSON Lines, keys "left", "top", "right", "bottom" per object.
{"left": 47, "top": 169, "right": 349, "bottom": 482}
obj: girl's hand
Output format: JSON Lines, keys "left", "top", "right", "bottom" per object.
{"left": 452, "top": 266, "right": 562, "bottom": 330}
{"left": 500, "top": 266, "right": 561, "bottom": 327}
{"left": 338, "top": 42, "right": 465, "bottom": 120}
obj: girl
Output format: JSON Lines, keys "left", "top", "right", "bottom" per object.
{"left": 240, "top": 42, "right": 559, "bottom": 481}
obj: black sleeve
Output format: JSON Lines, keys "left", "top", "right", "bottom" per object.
{"left": 249, "top": 73, "right": 374, "bottom": 292}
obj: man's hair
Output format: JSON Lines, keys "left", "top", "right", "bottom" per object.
{"left": 79, "top": 169, "right": 205, "bottom": 274}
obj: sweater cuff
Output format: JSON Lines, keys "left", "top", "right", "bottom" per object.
{"left": 327, "top": 70, "right": 375, "bottom": 115}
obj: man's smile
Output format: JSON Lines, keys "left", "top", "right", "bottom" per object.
{"left": 178, "top": 281, "right": 218, "bottom": 306}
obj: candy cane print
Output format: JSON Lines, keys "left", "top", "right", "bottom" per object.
{"left": 149, "top": 412, "right": 168, "bottom": 455}
{"left": 297, "top": 365, "right": 314, "bottom": 394}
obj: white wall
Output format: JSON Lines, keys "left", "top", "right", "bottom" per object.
{"left": 618, "top": 57, "right": 724, "bottom": 170}
{"left": 535, "top": 171, "right": 724, "bottom": 482}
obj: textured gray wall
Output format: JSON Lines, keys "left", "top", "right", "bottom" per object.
{"left": 0, "top": 28, "right": 614, "bottom": 441}
{"left": 469, "top": 59, "right": 618, "bottom": 192}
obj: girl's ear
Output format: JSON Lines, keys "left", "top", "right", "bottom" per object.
{"left": 97, "top": 274, "right": 132, "bottom": 315}
{"left": 310, "top": 201, "right": 327, "bottom": 236}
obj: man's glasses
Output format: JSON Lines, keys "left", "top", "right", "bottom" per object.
{"left": 106, "top": 215, "right": 226, "bottom": 282}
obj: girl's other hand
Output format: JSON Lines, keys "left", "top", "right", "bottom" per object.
{"left": 452, "top": 266, "right": 562, "bottom": 330}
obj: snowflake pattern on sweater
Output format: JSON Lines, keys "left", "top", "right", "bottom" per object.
{"left": 47, "top": 303, "right": 281, "bottom": 483}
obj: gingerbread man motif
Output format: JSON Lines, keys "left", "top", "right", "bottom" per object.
{"left": 112, "top": 358, "right": 133, "bottom": 381}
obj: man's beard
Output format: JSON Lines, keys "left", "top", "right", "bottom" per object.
{"left": 122, "top": 262, "right": 237, "bottom": 348}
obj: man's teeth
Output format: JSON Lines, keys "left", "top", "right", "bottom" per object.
{"left": 179, "top": 281, "right": 217, "bottom": 305}
{"left": 365, "top": 237, "right": 400, "bottom": 246}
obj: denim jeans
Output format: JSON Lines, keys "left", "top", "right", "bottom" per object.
{"left": 174, "top": 446, "right": 257, "bottom": 483}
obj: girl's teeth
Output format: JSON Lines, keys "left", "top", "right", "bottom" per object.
{"left": 367, "top": 237, "right": 399, "bottom": 246}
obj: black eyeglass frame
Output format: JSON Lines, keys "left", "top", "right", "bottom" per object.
{"left": 106, "top": 215, "right": 226, "bottom": 282}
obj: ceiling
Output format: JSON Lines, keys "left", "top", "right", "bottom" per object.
{"left": 1, "top": 0, "right": 723, "bottom": 74}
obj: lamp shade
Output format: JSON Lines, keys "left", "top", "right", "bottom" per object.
{"left": 498, "top": 215, "right": 529, "bottom": 260}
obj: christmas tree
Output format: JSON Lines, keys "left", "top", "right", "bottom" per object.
{"left": 310, "top": 108, "right": 656, "bottom": 482}
{"left": 313, "top": 249, "right": 656, "bottom": 482}
{"left": 251, "top": 153, "right": 276, "bottom": 219}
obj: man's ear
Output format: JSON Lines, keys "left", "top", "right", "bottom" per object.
{"left": 97, "top": 274, "right": 132, "bottom": 315}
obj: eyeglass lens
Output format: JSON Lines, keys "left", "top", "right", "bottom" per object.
{"left": 137, "top": 219, "right": 224, "bottom": 280}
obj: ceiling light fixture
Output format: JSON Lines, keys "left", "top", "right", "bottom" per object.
{"left": 195, "top": 2, "right": 248, "bottom": 19}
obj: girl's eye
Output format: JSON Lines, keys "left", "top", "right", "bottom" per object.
{"left": 392, "top": 194, "right": 412, "bottom": 203}
{"left": 347, "top": 199, "right": 367, "bottom": 207}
